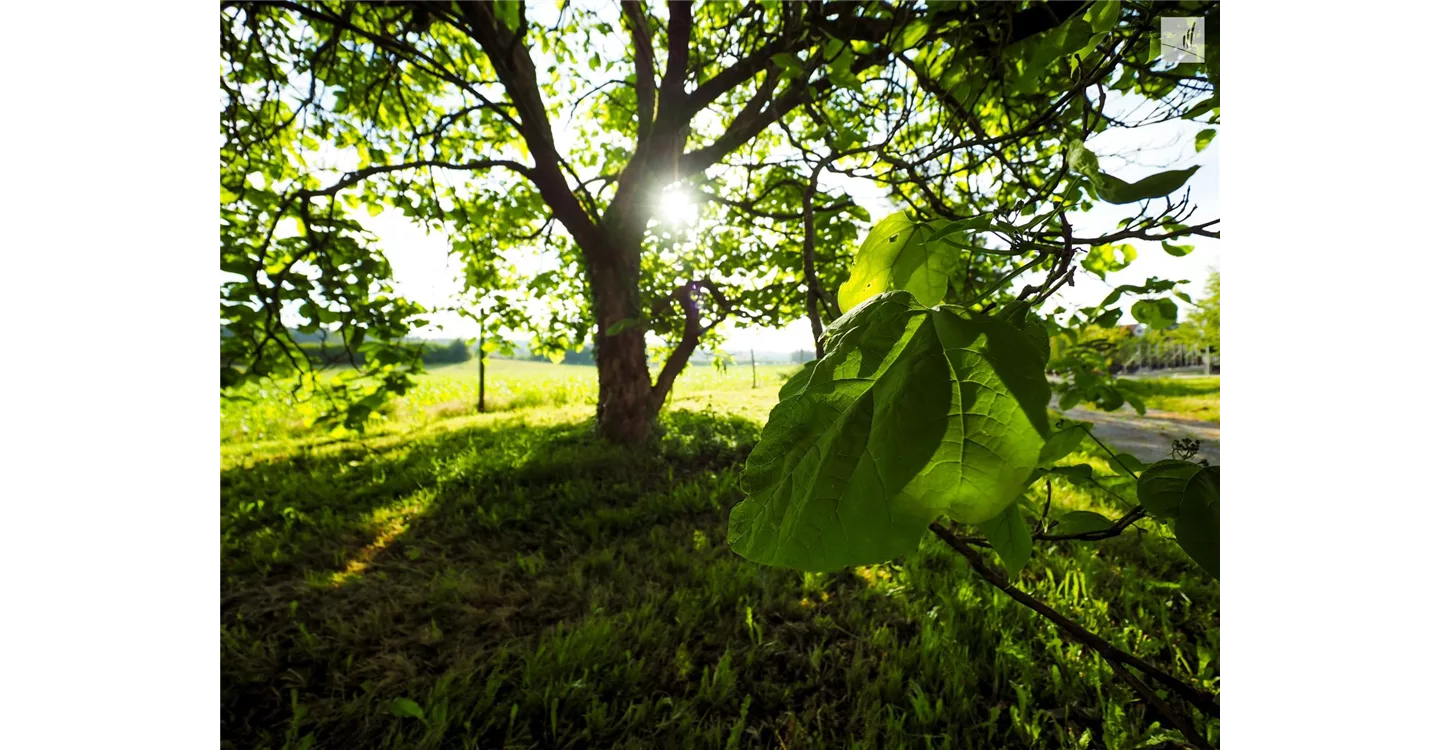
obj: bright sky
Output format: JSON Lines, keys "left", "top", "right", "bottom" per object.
{"left": 379, "top": 105, "right": 1218, "bottom": 352}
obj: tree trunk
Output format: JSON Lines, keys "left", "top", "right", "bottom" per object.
{"left": 589, "top": 247, "right": 654, "bottom": 445}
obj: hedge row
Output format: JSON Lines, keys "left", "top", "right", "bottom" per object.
{"left": 296, "top": 339, "right": 472, "bottom": 366}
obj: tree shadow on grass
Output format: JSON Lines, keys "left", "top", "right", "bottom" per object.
{"left": 222, "top": 409, "right": 764, "bottom": 743}
{"left": 222, "top": 408, "right": 1218, "bottom": 750}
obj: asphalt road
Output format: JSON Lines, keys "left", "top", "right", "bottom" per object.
{"left": 1055, "top": 404, "right": 1220, "bottom": 464}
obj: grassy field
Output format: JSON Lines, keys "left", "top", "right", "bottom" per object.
{"left": 221, "top": 358, "right": 794, "bottom": 456}
{"left": 222, "top": 363, "right": 1220, "bottom": 749}
{"left": 1117, "top": 377, "right": 1220, "bottom": 424}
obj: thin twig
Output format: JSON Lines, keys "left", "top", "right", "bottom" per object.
{"left": 1080, "top": 426, "right": 1141, "bottom": 480}
{"left": 1105, "top": 655, "right": 1215, "bottom": 750}
{"left": 929, "top": 522, "right": 1220, "bottom": 720}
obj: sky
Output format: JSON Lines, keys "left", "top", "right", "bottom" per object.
{"left": 376, "top": 100, "right": 1219, "bottom": 352}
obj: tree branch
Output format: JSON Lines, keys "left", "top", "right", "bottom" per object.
{"left": 650, "top": 279, "right": 729, "bottom": 412}
{"left": 261, "top": 0, "right": 522, "bottom": 133}
{"left": 621, "top": 2, "right": 658, "bottom": 144}
{"left": 1067, "top": 219, "right": 1221, "bottom": 245}
{"left": 677, "top": 46, "right": 892, "bottom": 178}
{"left": 295, "top": 159, "right": 533, "bottom": 199}
{"left": 681, "top": 37, "right": 789, "bottom": 121}
{"left": 816, "top": 2, "right": 1086, "bottom": 52}
{"left": 1105, "top": 653, "right": 1214, "bottom": 750}
{"left": 929, "top": 522, "right": 1221, "bottom": 721}
{"left": 659, "top": 0, "right": 693, "bottom": 106}
{"left": 456, "top": 2, "right": 607, "bottom": 254}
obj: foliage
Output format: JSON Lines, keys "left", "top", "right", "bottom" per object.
{"left": 1138, "top": 461, "right": 1220, "bottom": 578}
{"left": 731, "top": 210, "right": 1220, "bottom": 579}
{"left": 1175, "top": 271, "right": 1220, "bottom": 354}
{"left": 220, "top": 0, "right": 1221, "bottom": 440}
{"left": 295, "top": 338, "right": 471, "bottom": 366}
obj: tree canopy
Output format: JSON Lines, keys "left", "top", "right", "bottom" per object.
{"left": 221, "top": 0, "right": 1219, "bottom": 440}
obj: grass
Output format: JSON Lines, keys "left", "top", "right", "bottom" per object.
{"left": 221, "top": 358, "right": 796, "bottom": 461}
{"left": 1117, "top": 377, "right": 1220, "bottom": 424}
{"left": 222, "top": 363, "right": 1220, "bottom": 749}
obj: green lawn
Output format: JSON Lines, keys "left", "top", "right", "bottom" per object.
{"left": 222, "top": 363, "right": 1219, "bottom": 749}
{"left": 1117, "top": 377, "right": 1221, "bottom": 423}
{"left": 221, "top": 358, "right": 796, "bottom": 459}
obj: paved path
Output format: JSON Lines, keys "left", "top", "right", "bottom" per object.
{"left": 1055, "top": 403, "right": 1220, "bottom": 464}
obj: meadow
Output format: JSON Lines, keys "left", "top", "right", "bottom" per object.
{"left": 1117, "top": 377, "right": 1220, "bottom": 424}
{"left": 221, "top": 361, "right": 1220, "bottom": 749}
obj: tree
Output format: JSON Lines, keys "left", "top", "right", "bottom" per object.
{"left": 1186, "top": 270, "right": 1219, "bottom": 352}
{"left": 221, "top": 0, "right": 1219, "bottom": 442}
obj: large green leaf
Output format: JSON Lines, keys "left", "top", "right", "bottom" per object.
{"left": 1173, "top": 465, "right": 1219, "bottom": 578}
{"left": 980, "top": 502, "right": 1032, "bottom": 579}
{"left": 1137, "top": 460, "right": 1220, "bottom": 577}
{"left": 777, "top": 360, "right": 818, "bottom": 402}
{"left": 729, "top": 292, "right": 956, "bottom": 571}
{"left": 912, "top": 308, "right": 1052, "bottom": 523}
{"left": 1137, "top": 459, "right": 1203, "bottom": 519}
{"left": 729, "top": 292, "right": 1050, "bottom": 571}
{"left": 837, "top": 212, "right": 953, "bottom": 312}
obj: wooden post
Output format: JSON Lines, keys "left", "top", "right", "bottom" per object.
{"left": 477, "top": 307, "right": 486, "bottom": 413}
{"left": 751, "top": 348, "right": 757, "bottom": 389}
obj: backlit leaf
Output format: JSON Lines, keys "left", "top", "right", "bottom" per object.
{"left": 1038, "top": 419, "right": 1090, "bottom": 466}
{"left": 1093, "top": 167, "right": 1200, "bottom": 204}
{"left": 980, "top": 502, "right": 1032, "bottom": 579}
{"left": 729, "top": 292, "right": 1049, "bottom": 571}
{"left": 729, "top": 293, "right": 956, "bottom": 571}
{"left": 837, "top": 212, "right": 954, "bottom": 312}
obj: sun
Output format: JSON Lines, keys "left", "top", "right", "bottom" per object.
{"left": 657, "top": 187, "right": 698, "bottom": 226}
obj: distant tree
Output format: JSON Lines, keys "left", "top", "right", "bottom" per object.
{"left": 1188, "top": 271, "right": 1220, "bottom": 353}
